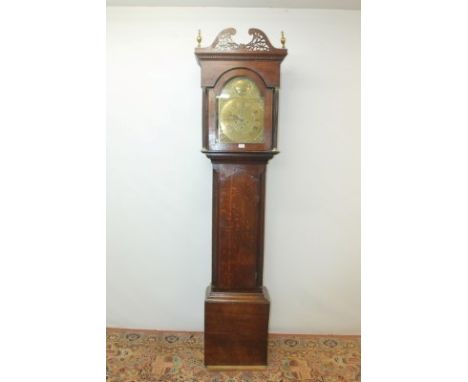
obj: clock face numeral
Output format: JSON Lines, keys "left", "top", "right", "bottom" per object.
{"left": 217, "top": 77, "right": 265, "bottom": 144}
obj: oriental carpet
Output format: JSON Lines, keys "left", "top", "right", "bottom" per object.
{"left": 106, "top": 328, "right": 360, "bottom": 382}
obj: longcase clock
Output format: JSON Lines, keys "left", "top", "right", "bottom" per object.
{"left": 195, "top": 27, "right": 287, "bottom": 368}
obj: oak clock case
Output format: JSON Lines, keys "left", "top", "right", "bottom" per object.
{"left": 195, "top": 28, "right": 287, "bottom": 368}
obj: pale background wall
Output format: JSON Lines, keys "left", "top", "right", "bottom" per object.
{"left": 107, "top": 6, "right": 360, "bottom": 334}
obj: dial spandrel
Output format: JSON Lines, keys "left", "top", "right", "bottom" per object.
{"left": 217, "top": 77, "right": 265, "bottom": 144}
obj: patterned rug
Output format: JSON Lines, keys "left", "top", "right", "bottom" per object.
{"left": 107, "top": 328, "right": 360, "bottom": 382}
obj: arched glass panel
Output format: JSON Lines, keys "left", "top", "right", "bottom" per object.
{"left": 217, "top": 77, "right": 264, "bottom": 144}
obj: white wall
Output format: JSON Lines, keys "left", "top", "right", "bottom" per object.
{"left": 107, "top": 7, "right": 360, "bottom": 334}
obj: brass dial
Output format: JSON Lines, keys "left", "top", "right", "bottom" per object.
{"left": 218, "top": 77, "right": 264, "bottom": 144}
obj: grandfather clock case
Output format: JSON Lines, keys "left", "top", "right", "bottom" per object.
{"left": 195, "top": 28, "right": 287, "bottom": 368}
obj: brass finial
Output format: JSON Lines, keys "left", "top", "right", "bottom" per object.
{"left": 196, "top": 29, "right": 202, "bottom": 48}
{"left": 280, "top": 31, "right": 286, "bottom": 48}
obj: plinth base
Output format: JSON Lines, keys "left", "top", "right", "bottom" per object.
{"left": 204, "top": 285, "right": 270, "bottom": 367}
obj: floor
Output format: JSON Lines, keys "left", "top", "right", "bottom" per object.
{"left": 107, "top": 328, "right": 360, "bottom": 382}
